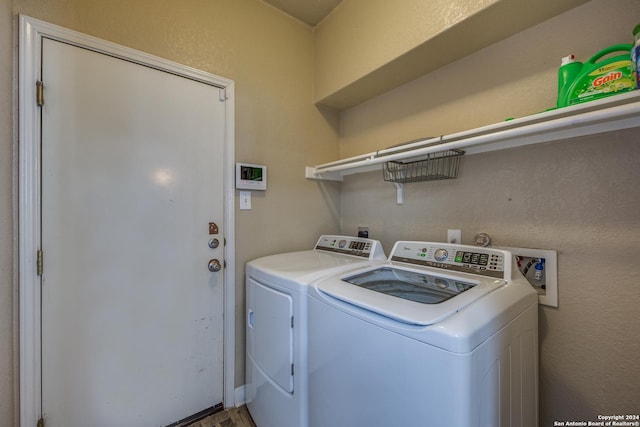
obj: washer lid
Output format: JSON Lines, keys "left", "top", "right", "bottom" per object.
{"left": 317, "top": 266, "right": 506, "bottom": 325}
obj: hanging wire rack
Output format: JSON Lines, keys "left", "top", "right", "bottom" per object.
{"left": 382, "top": 148, "right": 464, "bottom": 183}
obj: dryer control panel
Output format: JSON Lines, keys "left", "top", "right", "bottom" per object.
{"left": 390, "top": 241, "right": 512, "bottom": 280}
{"left": 315, "top": 235, "right": 386, "bottom": 260}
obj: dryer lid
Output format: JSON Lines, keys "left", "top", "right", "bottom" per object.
{"left": 246, "top": 235, "right": 386, "bottom": 288}
{"left": 247, "top": 250, "right": 380, "bottom": 284}
{"left": 317, "top": 266, "right": 505, "bottom": 326}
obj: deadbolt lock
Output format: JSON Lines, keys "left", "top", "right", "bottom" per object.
{"left": 208, "top": 238, "right": 220, "bottom": 249}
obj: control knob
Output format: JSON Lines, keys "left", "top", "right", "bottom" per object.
{"left": 434, "top": 248, "right": 448, "bottom": 262}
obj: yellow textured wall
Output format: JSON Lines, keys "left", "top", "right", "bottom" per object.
{"left": 314, "top": 0, "right": 494, "bottom": 102}
{"left": 2, "top": 1, "right": 341, "bottom": 424}
{"left": 0, "top": 0, "right": 14, "bottom": 423}
{"left": 338, "top": 0, "right": 640, "bottom": 423}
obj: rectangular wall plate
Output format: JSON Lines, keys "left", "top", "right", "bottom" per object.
{"left": 500, "top": 246, "right": 558, "bottom": 307}
{"left": 239, "top": 191, "right": 251, "bottom": 210}
{"left": 447, "top": 229, "right": 461, "bottom": 244}
{"left": 357, "top": 227, "right": 369, "bottom": 238}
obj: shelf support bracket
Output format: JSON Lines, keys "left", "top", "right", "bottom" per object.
{"left": 305, "top": 166, "right": 343, "bottom": 182}
{"left": 394, "top": 183, "right": 404, "bottom": 205}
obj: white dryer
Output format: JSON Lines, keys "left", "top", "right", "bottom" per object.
{"left": 245, "top": 235, "right": 386, "bottom": 427}
{"left": 308, "top": 241, "right": 539, "bottom": 427}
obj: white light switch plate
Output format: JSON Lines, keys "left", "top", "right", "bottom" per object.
{"left": 239, "top": 191, "right": 251, "bottom": 210}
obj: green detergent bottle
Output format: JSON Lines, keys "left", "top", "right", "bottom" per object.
{"left": 556, "top": 44, "right": 635, "bottom": 108}
{"left": 632, "top": 23, "right": 640, "bottom": 88}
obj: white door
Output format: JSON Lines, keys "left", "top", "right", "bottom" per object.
{"left": 40, "top": 38, "right": 226, "bottom": 427}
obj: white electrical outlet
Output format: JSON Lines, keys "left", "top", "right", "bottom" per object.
{"left": 447, "top": 229, "right": 461, "bottom": 244}
{"left": 357, "top": 227, "right": 369, "bottom": 238}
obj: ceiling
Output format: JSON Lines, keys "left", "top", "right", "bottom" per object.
{"left": 262, "top": 0, "right": 343, "bottom": 26}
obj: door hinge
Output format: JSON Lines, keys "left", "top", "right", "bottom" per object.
{"left": 36, "top": 81, "right": 44, "bottom": 107}
{"left": 291, "top": 316, "right": 294, "bottom": 328}
{"left": 37, "top": 416, "right": 44, "bottom": 427}
{"left": 218, "top": 87, "right": 226, "bottom": 102}
{"left": 37, "top": 249, "right": 43, "bottom": 276}
{"left": 291, "top": 363, "right": 294, "bottom": 376}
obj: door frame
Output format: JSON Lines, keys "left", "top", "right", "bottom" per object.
{"left": 18, "top": 15, "right": 236, "bottom": 427}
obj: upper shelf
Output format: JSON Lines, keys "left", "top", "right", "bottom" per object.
{"left": 305, "top": 91, "right": 640, "bottom": 181}
{"left": 313, "top": 0, "right": 591, "bottom": 110}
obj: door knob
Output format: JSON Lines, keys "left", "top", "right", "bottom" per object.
{"left": 208, "top": 259, "right": 222, "bottom": 272}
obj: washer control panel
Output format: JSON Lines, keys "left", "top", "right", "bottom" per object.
{"left": 390, "top": 241, "right": 511, "bottom": 279}
{"left": 315, "top": 235, "right": 386, "bottom": 260}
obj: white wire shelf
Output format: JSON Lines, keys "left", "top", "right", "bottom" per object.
{"left": 305, "top": 91, "right": 640, "bottom": 182}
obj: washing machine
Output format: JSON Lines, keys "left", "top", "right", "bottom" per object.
{"left": 308, "top": 241, "right": 539, "bottom": 427}
{"left": 245, "top": 235, "right": 386, "bottom": 427}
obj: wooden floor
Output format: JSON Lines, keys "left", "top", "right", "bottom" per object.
{"left": 185, "top": 405, "right": 256, "bottom": 427}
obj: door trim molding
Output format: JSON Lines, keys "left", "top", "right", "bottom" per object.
{"left": 18, "top": 15, "right": 236, "bottom": 426}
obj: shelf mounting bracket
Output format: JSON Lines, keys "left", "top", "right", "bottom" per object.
{"left": 394, "top": 183, "right": 404, "bottom": 205}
